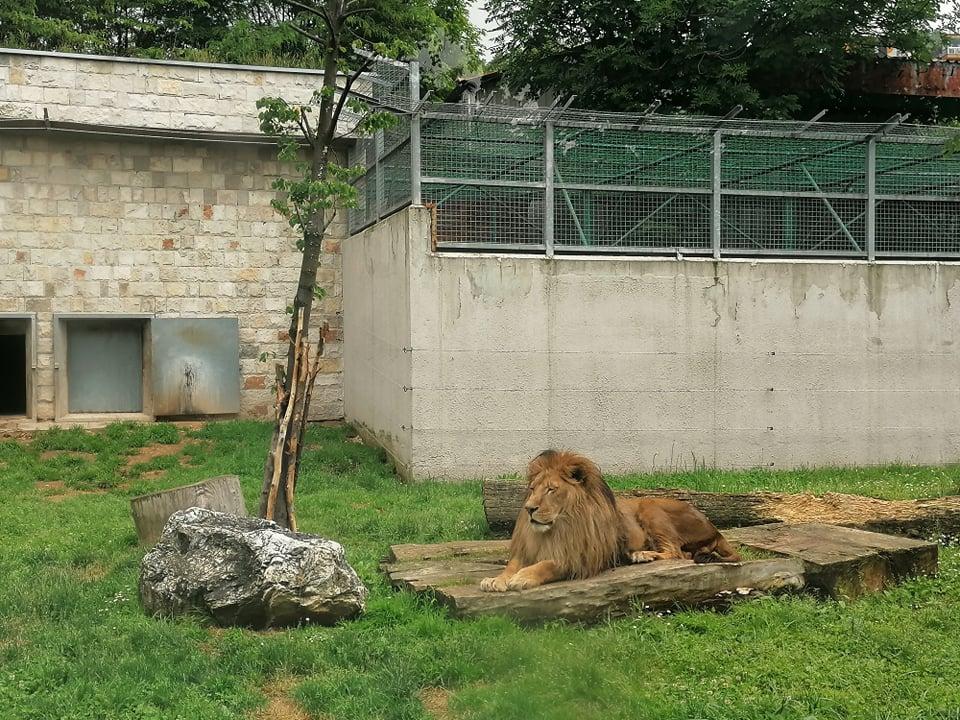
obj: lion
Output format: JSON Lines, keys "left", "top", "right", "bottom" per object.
{"left": 480, "top": 450, "right": 740, "bottom": 593}
{"left": 619, "top": 496, "right": 742, "bottom": 564}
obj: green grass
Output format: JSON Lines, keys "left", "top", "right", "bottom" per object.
{"left": 2, "top": 421, "right": 960, "bottom": 720}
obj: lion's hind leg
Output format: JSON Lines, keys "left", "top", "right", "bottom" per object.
{"left": 692, "top": 536, "right": 742, "bottom": 564}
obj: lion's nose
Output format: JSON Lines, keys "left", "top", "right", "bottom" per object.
{"left": 525, "top": 504, "right": 538, "bottom": 516}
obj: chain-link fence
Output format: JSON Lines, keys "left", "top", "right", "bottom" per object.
{"left": 349, "top": 64, "right": 960, "bottom": 259}
{"left": 347, "top": 57, "right": 415, "bottom": 233}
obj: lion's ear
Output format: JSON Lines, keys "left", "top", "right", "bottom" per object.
{"left": 567, "top": 457, "right": 601, "bottom": 485}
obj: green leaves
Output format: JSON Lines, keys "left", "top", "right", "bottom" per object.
{"left": 489, "top": 0, "right": 942, "bottom": 119}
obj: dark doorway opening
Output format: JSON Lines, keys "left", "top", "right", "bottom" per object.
{"left": 0, "top": 333, "right": 27, "bottom": 415}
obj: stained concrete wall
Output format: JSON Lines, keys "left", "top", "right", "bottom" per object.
{"left": 346, "top": 206, "right": 960, "bottom": 480}
{"left": 343, "top": 209, "right": 414, "bottom": 477}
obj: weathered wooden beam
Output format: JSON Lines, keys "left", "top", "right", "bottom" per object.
{"left": 482, "top": 479, "right": 960, "bottom": 538}
{"left": 130, "top": 475, "right": 247, "bottom": 545}
{"left": 381, "top": 522, "right": 938, "bottom": 623}
{"left": 382, "top": 549, "right": 805, "bottom": 624}
{"left": 727, "top": 523, "right": 937, "bottom": 599}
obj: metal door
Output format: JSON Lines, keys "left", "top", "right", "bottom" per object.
{"left": 151, "top": 318, "right": 241, "bottom": 416}
{"left": 67, "top": 319, "right": 144, "bottom": 413}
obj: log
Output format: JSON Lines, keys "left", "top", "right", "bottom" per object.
{"left": 130, "top": 475, "right": 247, "bottom": 545}
{"left": 381, "top": 539, "right": 805, "bottom": 624}
{"left": 726, "top": 523, "right": 938, "bottom": 600}
{"left": 482, "top": 479, "right": 960, "bottom": 539}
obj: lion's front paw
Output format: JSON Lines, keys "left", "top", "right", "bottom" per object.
{"left": 505, "top": 572, "right": 542, "bottom": 591}
{"left": 480, "top": 576, "right": 509, "bottom": 593}
{"left": 629, "top": 550, "right": 659, "bottom": 564}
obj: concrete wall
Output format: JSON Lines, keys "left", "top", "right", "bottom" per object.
{"left": 0, "top": 48, "right": 353, "bottom": 134}
{"left": 0, "top": 132, "right": 343, "bottom": 422}
{"left": 346, "top": 207, "right": 960, "bottom": 479}
{"left": 343, "top": 209, "right": 414, "bottom": 476}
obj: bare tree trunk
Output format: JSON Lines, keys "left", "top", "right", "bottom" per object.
{"left": 259, "top": 309, "right": 323, "bottom": 529}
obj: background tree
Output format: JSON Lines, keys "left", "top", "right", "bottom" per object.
{"left": 486, "top": 0, "right": 942, "bottom": 120}
{"left": 254, "top": 0, "right": 475, "bottom": 528}
{"left": 0, "top": 0, "right": 477, "bottom": 81}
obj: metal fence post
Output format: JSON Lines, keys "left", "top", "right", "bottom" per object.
{"left": 374, "top": 129, "right": 384, "bottom": 219}
{"left": 711, "top": 131, "right": 722, "bottom": 259}
{"left": 409, "top": 60, "right": 422, "bottom": 207}
{"left": 544, "top": 121, "right": 555, "bottom": 257}
{"left": 866, "top": 137, "right": 876, "bottom": 261}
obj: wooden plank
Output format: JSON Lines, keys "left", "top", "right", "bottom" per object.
{"left": 727, "top": 522, "right": 938, "bottom": 599}
{"left": 483, "top": 478, "right": 960, "bottom": 538}
{"left": 433, "top": 558, "right": 805, "bottom": 624}
{"left": 129, "top": 475, "right": 247, "bottom": 545}
{"left": 382, "top": 559, "right": 507, "bottom": 592}
{"left": 386, "top": 539, "right": 511, "bottom": 563}
{"left": 382, "top": 541, "right": 804, "bottom": 623}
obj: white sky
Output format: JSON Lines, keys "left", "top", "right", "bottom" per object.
{"left": 468, "top": 2, "right": 493, "bottom": 59}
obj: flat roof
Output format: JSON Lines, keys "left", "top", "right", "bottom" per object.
{"left": 0, "top": 46, "right": 330, "bottom": 76}
{"left": 0, "top": 118, "right": 352, "bottom": 146}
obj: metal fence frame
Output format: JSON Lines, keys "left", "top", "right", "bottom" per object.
{"left": 349, "top": 60, "right": 960, "bottom": 260}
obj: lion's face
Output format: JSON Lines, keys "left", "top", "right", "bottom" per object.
{"left": 522, "top": 451, "right": 599, "bottom": 533}
{"left": 523, "top": 473, "right": 575, "bottom": 532}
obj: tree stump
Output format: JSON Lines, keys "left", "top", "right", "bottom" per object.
{"left": 130, "top": 475, "right": 247, "bottom": 545}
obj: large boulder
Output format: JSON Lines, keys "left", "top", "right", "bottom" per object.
{"left": 139, "top": 507, "right": 367, "bottom": 628}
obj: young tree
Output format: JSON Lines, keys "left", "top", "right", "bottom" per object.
{"left": 255, "top": 0, "right": 475, "bottom": 528}
{"left": 487, "top": 0, "right": 941, "bottom": 119}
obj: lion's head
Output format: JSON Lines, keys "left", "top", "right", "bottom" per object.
{"left": 510, "top": 450, "right": 623, "bottom": 579}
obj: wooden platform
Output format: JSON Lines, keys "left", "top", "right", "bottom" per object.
{"left": 726, "top": 523, "right": 938, "bottom": 599}
{"left": 381, "top": 523, "right": 937, "bottom": 623}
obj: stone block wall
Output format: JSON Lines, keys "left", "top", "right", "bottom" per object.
{"left": 0, "top": 48, "right": 356, "bottom": 134}
{"left": 0, "top": 132, "right": 344, "bottom": 421}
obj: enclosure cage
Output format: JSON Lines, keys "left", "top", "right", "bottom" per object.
{"left": 349, "top": 61, "right": 960, "bottom": 260}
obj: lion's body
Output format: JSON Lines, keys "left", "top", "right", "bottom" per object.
{"left": 480, "top": 450, "right": 741, "bottom": 593}
{"left": 617, "top": 497, "right": 742, "bottom": 564}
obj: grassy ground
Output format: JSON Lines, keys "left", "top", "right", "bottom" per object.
{"left": 2, "top": 422, "right": 960, "bottom": 720}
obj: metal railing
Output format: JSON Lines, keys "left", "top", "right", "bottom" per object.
{"left": 349, "top": 62, "right": 960, "bottom": 260}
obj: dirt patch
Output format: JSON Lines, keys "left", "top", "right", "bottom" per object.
{"left": 35, "top": 480, "right": 106, "bottom": 502}
{"left": 418, "top": 687, "right": 453, "bottom": 720}
{"left": 253, "top": 677, "right": 311, "bottom": 720}
{"left": 40, "top": 450, "right": 96, "bottom": 462}
{"left": 124, "top": 438, "right": 195, "bottom": 468}
{"left": 71, "top": 562, "right": 109, "bottom": 582}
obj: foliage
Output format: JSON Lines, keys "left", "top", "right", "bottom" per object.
{"left": 3, "top": 422, "right": 960, "bottom": 718}
{"left": 487, "top": 0, "right": 941, "bottom": 119}
{"left": 0, "top": 0, "right": 478, "bottom": 73}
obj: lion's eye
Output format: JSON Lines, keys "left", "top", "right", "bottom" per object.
{"left": 546, "top": 487, "right": 555, "bottom": 494}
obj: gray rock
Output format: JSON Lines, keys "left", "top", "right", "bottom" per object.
{"left": 139, "top": 507, "right": 367, "bottom": 628}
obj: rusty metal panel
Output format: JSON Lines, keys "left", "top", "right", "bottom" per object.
{"left": 67, "top": 319, "right": 144, "bottom": 413}
{"left": 151, "top": 318, "right": 240, "bottom": 416}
